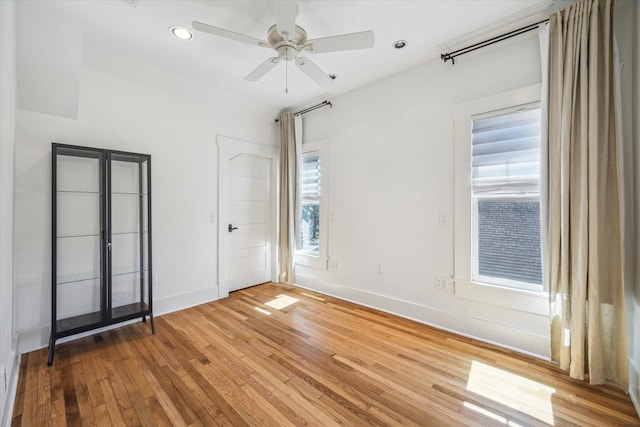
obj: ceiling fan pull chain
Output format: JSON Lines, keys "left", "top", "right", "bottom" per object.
{"left": 285, "top": 52, "right": 289, "bottom": 94}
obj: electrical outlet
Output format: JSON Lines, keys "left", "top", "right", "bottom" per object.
{"left": 376, "top": 262, "right": 383, "bottom": 275}
{"left": 329, "top": 259, "right": 338, "bottom": 270}
{"left": 434, "top": 276, "right": 452, "bottom": 292}
{"left": 438, "top": 212, "right": 447, "bottom": 226}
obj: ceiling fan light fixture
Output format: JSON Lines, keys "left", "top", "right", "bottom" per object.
{"left": 170, "top": 26, "right": 194, "bottom": 41}
{"left": 393, "top": 40, "right": 407, "bottom": 49}
{"left": 192, "top": 1, "right": 375, "bottom": 89}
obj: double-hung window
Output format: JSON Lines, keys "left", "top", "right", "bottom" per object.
{"left": 299, "top": 152, "right": 320, "bottom": 255}
{"left": 471, "top": 104, "right": 542, "bottom": 291}
{"left": 296, "top": 140, "right": 328, "bottom": 269}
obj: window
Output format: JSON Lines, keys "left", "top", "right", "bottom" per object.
{"left": 296, "top": 140, "right": 328, "bottom": 269}
{"left": 299, "top": 152, "right": 320, "bottom": 255}
{"left": 471, "top": 105, "right": 542, "bottom": 291}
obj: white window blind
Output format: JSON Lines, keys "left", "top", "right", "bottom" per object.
{"left": 472, "top": 105, "right": 541, "bottom": 195}
{"left": 301, "top": 153, "right": 320, "bottom": 203}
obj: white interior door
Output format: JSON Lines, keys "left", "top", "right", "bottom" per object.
{"left": 228, "top": 153, "right": 270, "bottom": 292}
{"left": 218, "top": 137, "right": 277, "bottom": 298}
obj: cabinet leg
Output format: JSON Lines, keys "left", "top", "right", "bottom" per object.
{"left": 142, "top": 315, "right": 146, "bottom": 323}
{"left": 150, "top": 314, "right": 155, "bottom": 334}
{"left": 47, "top": 336, "right": 56, "bottom": 366}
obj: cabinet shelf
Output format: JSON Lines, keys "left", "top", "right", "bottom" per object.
{"left": 57, "top": 233, "right": 101, "bottom": 239}
{"left": 56, "top": 310, "right": 103, "bottom": 333}
{"left": 112, "top": 231, "right": 148, "bottom": 236}
{"left": 57, "top": 276, "right": 101, "bottom": 286}
{"left": 56, "top": 302, "right": 151, "bottom": 334}
{"left": 112, "top": 302, "right": 150, "bottom": 319}
{"left": 56, "top": 231, "right": 149, "bottom": 238}
{"left": 50, "top": 143, "right": 154, "bottom": 366}
{"left": 112, "top": 192, "right": 148, "bottom": 195}
{"left": 57, "top": 269, "right": 148, "bottom": 286}
{"left": 57, "top": 190, "right": 101, "bottom": 194}
{"left": 112, "top": 269, "right": 149, "bottom": 278}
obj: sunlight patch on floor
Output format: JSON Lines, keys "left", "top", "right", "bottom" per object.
{"left": 464, "top": 402, "right": 526, "bottom": 426}
{"left": 466, "top": 360, "right": 556, "bottom": 425}
{"left": 264, "top": 294, "right": 299, "bottom": 310}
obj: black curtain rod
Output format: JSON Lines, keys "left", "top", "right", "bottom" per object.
{"left": 441, "top": 19, "right": 548, "bottom": 65}
{"left": 274, "top": 100, "right": 332, "bottom": 123}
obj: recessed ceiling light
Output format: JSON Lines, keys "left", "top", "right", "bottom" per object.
{"left": 393, "top": 40, "right": 407, "bottom": 49}
{"left": 170, "top": 26, "right": 193, "bottom": 41}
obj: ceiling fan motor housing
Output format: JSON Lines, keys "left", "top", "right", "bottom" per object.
{"left": 267, "top": 24, "right": 307, "bottom": 61}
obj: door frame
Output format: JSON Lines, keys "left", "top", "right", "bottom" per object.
{"left": 217, "top": 136, "right": 278, "bottom": 299}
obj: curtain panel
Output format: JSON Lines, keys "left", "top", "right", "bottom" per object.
{"left": 278, "top": 113, "right": 301, "bottom": 283}
{"left": 547, "top": 0, "right": 627, "bottom": 388}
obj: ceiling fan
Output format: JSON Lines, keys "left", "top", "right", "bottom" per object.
{"left": 192, "top": 1, "right": 375, "bottom": 89}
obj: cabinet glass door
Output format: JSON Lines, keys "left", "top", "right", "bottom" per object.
{"left": 54, "top": 146, "right": 105, "bottom": 332}
{"left": 109, "top": 153, "right": 151, "bottom": 320}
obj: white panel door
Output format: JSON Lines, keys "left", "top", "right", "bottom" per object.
{"left": 218, "top": 137, "right": 277, "bottom": 299}
{"left": 227, "top": 153, "right": 271, "bottom": 292}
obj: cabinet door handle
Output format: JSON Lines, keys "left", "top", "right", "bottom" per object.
{"left": 228, "top": 224, "right": 239, "bottom": 233}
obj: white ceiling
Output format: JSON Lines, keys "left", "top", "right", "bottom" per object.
{"left": 19, "top": 0, "right": 559, "bottom": 113}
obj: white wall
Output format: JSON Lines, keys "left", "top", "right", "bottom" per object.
{"left": 0, "top": 0, "right": 17, "bottom": 423}
{"left": 13, "top": 7, "right": 277, "bottom": 353}
{"left": 298, "top": 0, "right": 640, "bottom": 375}
{"left": 297, "top": 30, "right": 549, "bottom": 357}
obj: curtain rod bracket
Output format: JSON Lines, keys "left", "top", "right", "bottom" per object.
{"left": 441, "top": 53, "right": 454, "bottom": 65}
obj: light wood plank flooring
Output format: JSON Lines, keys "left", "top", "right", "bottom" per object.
{"left": 12, "top": 282, "right": 640, "bottom": 426}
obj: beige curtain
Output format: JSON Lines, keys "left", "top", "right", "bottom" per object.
{"left": 548, "top": 0, "right": 627, "bottom": 388}
{"left": 278, "top": 113, "right": 301, "bottom": 283}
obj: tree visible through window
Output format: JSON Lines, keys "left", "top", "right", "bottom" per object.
{"left": 471, "top": 105, "right": 542, "bottom": 291}
{"left": 300, "top": 152, "right": 320, "bottom": 255}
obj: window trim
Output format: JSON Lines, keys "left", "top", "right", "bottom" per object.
{"left": 453, "top": 84, "right": 546, "bottom": 294}
{"left": 295, "top": 139, "right": 329, "bottom": 270}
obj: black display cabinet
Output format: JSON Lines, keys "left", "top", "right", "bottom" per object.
{"left": 49, "top": 143, "right": 154, "bottom": 365}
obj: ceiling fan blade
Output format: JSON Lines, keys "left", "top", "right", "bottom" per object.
{"left": 295, "top": 57, "right": 332, "bottom": 87}
{"left": 306, "top": 31, "right": 375, "bottom": 53}
{"left": 192, "top": 21, "right": 268, "bottom": 47}
{"left": 273, "top": 1, "right": 297, "bottom": 40}
{"left": 244, "top": 57, "right": 280, "bottom": 81}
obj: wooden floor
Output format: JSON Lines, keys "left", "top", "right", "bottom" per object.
{"left": 12, "top": 283, "right": 640, "bottom": 426}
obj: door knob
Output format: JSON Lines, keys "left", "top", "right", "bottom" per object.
{"left": 228, "top": 224, "right": 239, "bottom": 232}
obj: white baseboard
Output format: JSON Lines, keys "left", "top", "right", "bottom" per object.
{"left": 17, "top": 286, "right": 219, "bottom": 354}
{"left": 295, "top": 275, "right": 551, "bottom": 360}
{"left": 153, "top": 286, "right": 219, "bottom": 316}
{"left": 629, "top": 357, "right": 640, "bottom": 417}
{"left": 1, "top": 350, "right": 19, "bottom": 427}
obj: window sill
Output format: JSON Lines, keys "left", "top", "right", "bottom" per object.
{"left": 295, "top": 253, "right": 327, "bottom": 270}
{"left": 454, "top": 279, "right": 549, "bottom": 316}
